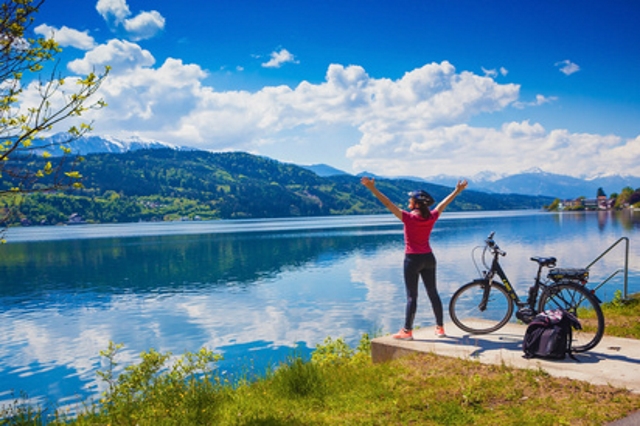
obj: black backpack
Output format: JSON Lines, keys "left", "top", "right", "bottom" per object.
{"left": 522, "top": 309, "right": 581, "bottom": 360}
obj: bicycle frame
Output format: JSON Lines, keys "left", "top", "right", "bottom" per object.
{"left": 482, "top": 255, "right": 524, "bottom": 308}
{"left": 478, "top": 235, "right": 550, "bottom": 316}
{"left": 483, "top": 253, "right": 522, "bottom": 305}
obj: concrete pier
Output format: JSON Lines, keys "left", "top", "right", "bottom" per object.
{"left": 372, "top": 322, "right": 640, "bottom": 393}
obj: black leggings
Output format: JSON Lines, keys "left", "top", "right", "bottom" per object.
{"left": 403, "top": 252, "right": 443, "bottom": 330}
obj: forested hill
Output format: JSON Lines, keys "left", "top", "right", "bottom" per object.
{"left": 9, "top": 149, "right": 555, "bottom": 225}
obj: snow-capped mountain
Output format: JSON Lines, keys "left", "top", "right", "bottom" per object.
{"left": 425, "top": 171, "right": 506, "bottom": 188}
{"left": 32, "top": 134, "right": 640, "bottom": 199}
{"left": 35, "top": 133, "right": 188, "bottom": 155}
{"left": 583, "top": 173, "right": 640, "bottom": 195}
{"left": 470, "top": 170, "right": 507, "bottom": 183}
{"left": 327, "top": 165, "right": 639, "bottom": 199}
{"left": 427, "top": 169, "right": 640, "bottom": 199}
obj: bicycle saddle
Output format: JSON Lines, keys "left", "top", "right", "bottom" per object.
{"left": 530, "top": 256, "right": 557, "bottom": 267}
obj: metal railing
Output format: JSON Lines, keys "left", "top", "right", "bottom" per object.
{"left": 584, "top": 237, "right": 630, "bottom": 299}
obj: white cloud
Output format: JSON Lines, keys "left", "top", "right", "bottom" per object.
{"left": 555, "top": 59, "right": 580, "bottom": 75}
{"left": 34, "top": 24, "right": 96, "bottom": 50}
{"left": 481, "top": 67, "right": 507, "bottom": 78}
{"left": 502, "top": 120, "right": 546, "bottom": 138}
{"left": 262, "top": 49, "right": 299, "bottom": 68}
{"left": 96, "top": 0, "right": 165, "bottom": 41}
{"left": 123, "top": 10, "right": 166, "bottom": 41}
{"left": 29, "top": 41, "right": 638, "bottom": 178}
{"left": 513, "top": 94, "right": 558, "bottom": 109}
{"left": 137, "top": 61, "right": 520, "bottom": 152}
{"left": 96, "top": 0, "right": 130, "bottom": 23}
{"left": 347, "top": 121, "right": 640, "bottom": 178}
{"left": 67, "top": 39, "right": 155, "bottom": 74}
{"left": 84, "top": 56, "right": 207, "bottom": 131}
{"left": 482, "top": 67, "right": 498, "bottom": 78}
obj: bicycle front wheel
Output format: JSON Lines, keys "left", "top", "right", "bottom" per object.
{"left": 538, "top": 282, "right": 605, "bottom": 352}
{"left": 449, "top": 280, "right": 514, "bottom": 334}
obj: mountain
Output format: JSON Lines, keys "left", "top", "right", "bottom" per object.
{"left": 417, "top": 171, "right": 506, "bottom": 188}
{"left": 35, "top": 133, "right": 188, "bottom": 155}
{"left": 300, "top": 164, "right": 349, "bottom": 177}
{"left": 426, "top": 170, "right": 640, "bottom": 199}
{"left": 364, "top": 168, "right": 601, "bottom": 199}
{"left": 6, "top": 149, "right": 555, "bottom": 225}
{"left": 35, "top": 134, "right": 640, "bottom": 199}
{"left": 585, "top": 174, "right": 640, "bottom": 195}
{"left": 480, "top": 171, "right": 593, "bottom": 199}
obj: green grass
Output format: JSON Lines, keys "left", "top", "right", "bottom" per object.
{"left": 599, "top": 291, "right": 640, "bottom": 339}
{"left": 2, "top": 295, "right": 640, "bottom": 425}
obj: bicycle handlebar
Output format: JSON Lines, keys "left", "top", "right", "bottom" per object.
{"left": 485, "top": 231, "right": 506, "bottom": 257}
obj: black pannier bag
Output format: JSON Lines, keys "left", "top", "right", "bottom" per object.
{"left": 548, "top": 268, "right": 589, "bottom": 284}
{"left": 522, "top": 309, "right": 582, "bottom": 360}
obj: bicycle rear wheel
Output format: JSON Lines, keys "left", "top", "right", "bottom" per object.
{"left": 449, "top": 280, "right": 514, "bottom": 334}
{"left": 537, "top": 282, "right": 605, "bottom": 352}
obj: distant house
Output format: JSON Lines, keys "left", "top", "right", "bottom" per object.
{"left": 602, "top": 197, "right": 616, "bottom": 210}
{"left": 560, "top": 199, "right": 583, "bottom": 209}
{"left": 583, "top": 199, "right": 599, "bottom": 210}
{"left": 559, "top": 195, "right": 617, "bottom": 211}
{"left": 597, "top": 195, "right": 608, "bottom": 209}
{"left": 581, "top": 196, "right": 614, "bottom": 210}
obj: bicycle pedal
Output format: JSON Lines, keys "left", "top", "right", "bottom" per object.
{"left": 516, "top": 308, "right": 535, "bottom": 324}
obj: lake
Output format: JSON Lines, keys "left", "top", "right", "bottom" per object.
{"left": 0, "top": 210, "right": 638, "bottom": 411}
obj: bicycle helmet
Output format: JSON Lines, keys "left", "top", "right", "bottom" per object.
{"left": 408, "top": 189, "right": 435, "bottom": 207}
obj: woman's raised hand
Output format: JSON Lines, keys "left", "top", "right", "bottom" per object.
{"left": 456, "top": 179, "right": 468, "bottom": 193}
{"left": 361, "top": 176, "right": 376, "bottom": 189}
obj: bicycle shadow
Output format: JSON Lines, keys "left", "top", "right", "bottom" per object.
{"left": 410, "top": 333, "right": 521, "bottom": 359}
{"left": 566, "top": 348, "right": 640, "bottom": 365}
{"left": 413, "top": 333, "right": 640, "bottom": 366}
{"left": 422, "top": 333, "right": 522, "bottom": 357}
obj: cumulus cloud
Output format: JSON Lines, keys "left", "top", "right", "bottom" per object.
{"left": 143, "top": 61, "right": 520, "bottom": 153}
{"left": 67, "top": 39, "right": 155, "bottom": 74}
{"left": 262, "top": 49, "right": 299, "bottom": 68}
{"left": 347, "top": 120, "right": 639, "bottom": 178}
{"left": 96, "top": 0, "right": 164, "bottom": 41}
{"left": 96, "top": 0, "right": 130, "bottom": 23}
{"left": 34, "top": 24, "right": 96, "bottom": 50}
{"left": 85, "top": 56, "right": 207, "bottom": 131}
{"left": 31, "top": 40, "right": 638, "bottom": 179}
{"left": 123, "top": 10, "right": 166, "bottom": 41}
{"left": 556, "top": 59, "right": 580, "bottom": 75}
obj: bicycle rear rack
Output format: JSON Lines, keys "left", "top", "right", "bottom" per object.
{"left": 584, "top": 237, "right": 630, "bottom": 300}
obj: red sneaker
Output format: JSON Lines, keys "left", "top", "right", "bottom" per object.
{"left": 392, "top": 328, "right": 413, "bottom": 340}
{"left": 435, "top": 326, "right": 446, "bottom": 338}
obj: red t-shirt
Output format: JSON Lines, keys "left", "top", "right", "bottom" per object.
{"left": 402, "top": 209, "right": 440, "bottom": 254}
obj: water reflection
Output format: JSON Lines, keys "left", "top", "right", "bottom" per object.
{"left": 595, "top": 209, "right": 640, "bottom": 231}
{"left": 0, "top": 227, "right": 401, "bottom": 298}
{"left": 0, "top": 210, "right": 638, "bottom": 410}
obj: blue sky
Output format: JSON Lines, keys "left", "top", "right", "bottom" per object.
{"left": 28, "top": 0, "right": 640, "bottom": 178}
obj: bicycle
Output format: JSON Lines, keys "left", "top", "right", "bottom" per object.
{"left": 448, "top": 231, "right": 605, "bottom": 352}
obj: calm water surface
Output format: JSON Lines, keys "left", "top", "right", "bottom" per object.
{"left": 1, "top": 210, "right": 638, "bottom": 410}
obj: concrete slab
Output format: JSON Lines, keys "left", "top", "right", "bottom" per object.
{"left": 371, "top": 322, "right": 640, "bottom": 394}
